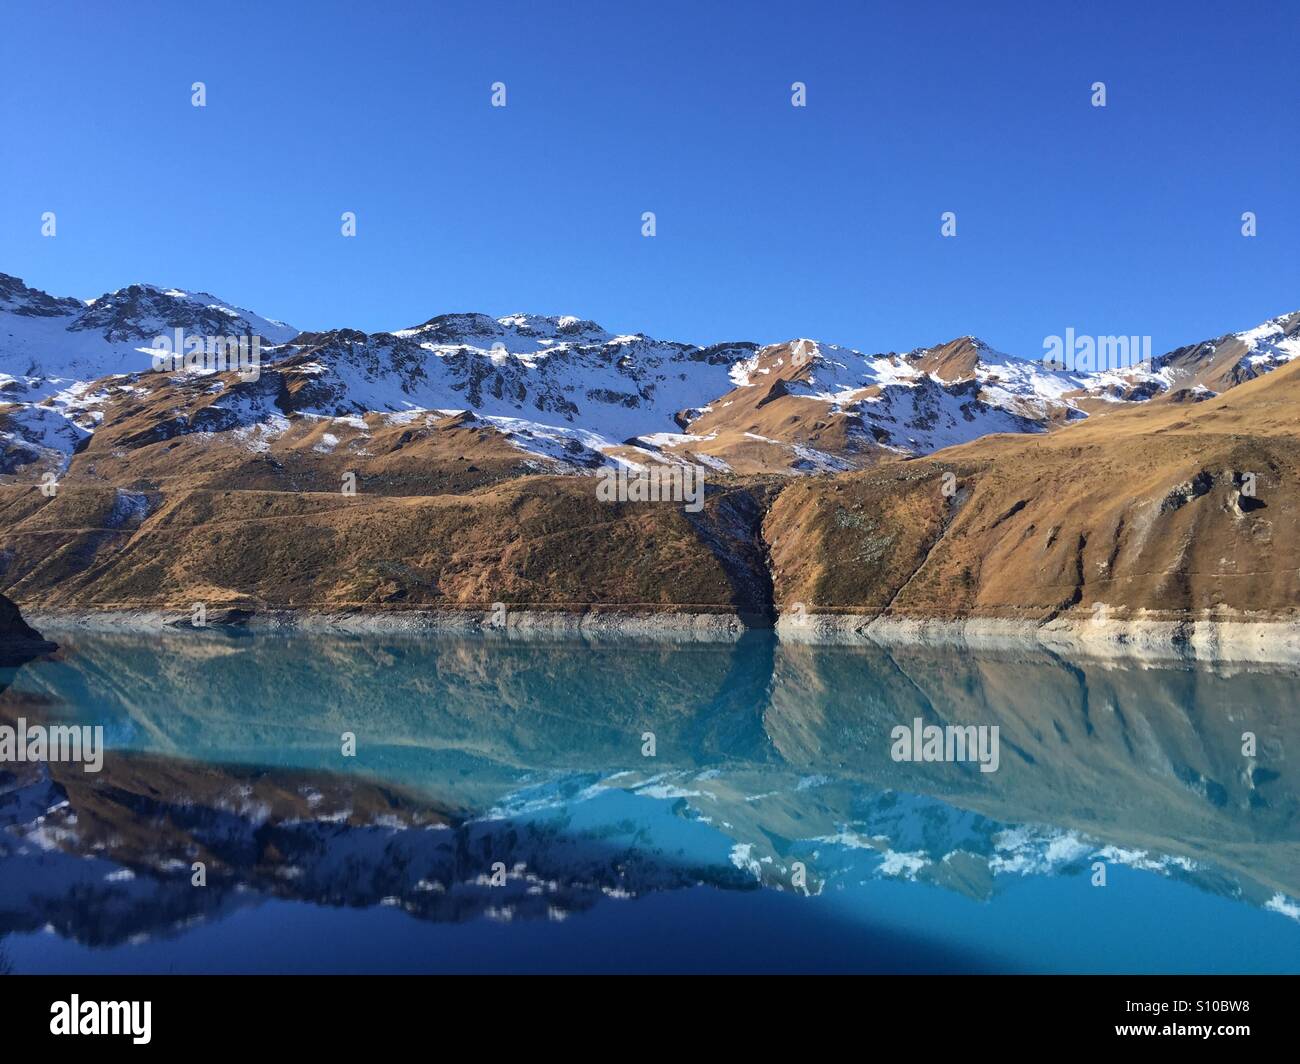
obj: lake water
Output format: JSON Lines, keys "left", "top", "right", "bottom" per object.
{"left": 1, "top": 629, "right": 1297, "bottom": 974}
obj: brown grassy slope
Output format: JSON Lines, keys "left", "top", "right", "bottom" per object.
{"left": 766, "top": 356, "right": 1300, "bottom": 620}
{"left": 45, "top": 368, "right": 546, "bottom": 496}
{"left": 0, "top": 475, "right": 776, "bottom": 615}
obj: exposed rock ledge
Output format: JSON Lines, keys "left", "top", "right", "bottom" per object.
{"left": 777, "top": 613, "right": 1300, "bottom": 664}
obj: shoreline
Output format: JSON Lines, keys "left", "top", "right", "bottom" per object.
{"left": 775, "top": 612, "right": 1300, "bottom": 664}
{"left": 26, "top": 607, "right": 758, "bottom": 644}
{"left": 23, "top": 605, "right": 1300, "bottom": 662}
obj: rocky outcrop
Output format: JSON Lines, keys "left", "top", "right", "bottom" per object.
{"left": 0, "top": 592, "right": 57, "bottom": 665}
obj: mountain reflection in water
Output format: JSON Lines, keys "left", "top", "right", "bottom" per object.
{"left": 0, "top": 629, "right": 1297, "bottom": 973}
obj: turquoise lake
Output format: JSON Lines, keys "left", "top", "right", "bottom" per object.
{"left": 1, "top": 628, "right": 1297, "bottom": 974}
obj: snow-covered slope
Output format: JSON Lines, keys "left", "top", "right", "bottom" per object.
{"left": 0, "top": 274, "right": 296, "bottom": 386}
{"left": 274, "top": 316, "right": 752, "bottom": 442}
{"left": 0, "top": 273, "right": 300, "bottom": 473}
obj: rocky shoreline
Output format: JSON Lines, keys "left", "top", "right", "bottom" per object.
{"left": 776, "top": 611, "right": 1300, "bottom": 663}
{"left": 25, "top": 604, "right": 1300, "bottom": 662}
{"left": 26, "top": 606, "right": 758, "bottom": 643}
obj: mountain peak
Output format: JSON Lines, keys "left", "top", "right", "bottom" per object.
{"left": 0, "top": 273, "right": 84, "bottom": 318}
{"left": 71, "top": 283, "right": 297, "bottom": 344}
{"left": 400, "top": 311, "right": 614, "bottom": 349}
{"left": 1149, "top": 311, "right": 1300, "bottom": 395}
{"left": 910, "top": 335, "right": 1007, "bottom": 382}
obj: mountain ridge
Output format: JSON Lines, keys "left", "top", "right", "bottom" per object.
{"left": 3, "top": 270, "right": 1296, "bottom": 479}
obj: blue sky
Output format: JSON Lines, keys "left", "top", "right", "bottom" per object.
{"left": 1, "top": 0, "right": 1296, "bottom": 357}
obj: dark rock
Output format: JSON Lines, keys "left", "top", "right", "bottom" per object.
{"left": 0, "top": 593, "right": 58, "bottom": 665}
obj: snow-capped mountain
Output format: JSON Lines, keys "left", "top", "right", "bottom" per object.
{"left": 674, "top": 336, "right": 1087, "bottom": 472}
{"left": 1, "top": 270, "right": 1296, "bottom": 478}
{"left": 0, "top": 274, "right": 296, "bottom": 386}
{"left": 1148, "top": 312, "right": 1300, "bottom": 396}
{"left": 0, "top": 275, "right": 300, "bottom": 471}
{"left": 273, "top": 315, "right": 753, "bottom": 441}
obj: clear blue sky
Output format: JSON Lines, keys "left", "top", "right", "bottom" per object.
{"left": 1, "top": 0, "right": 1296, "bottom": 357}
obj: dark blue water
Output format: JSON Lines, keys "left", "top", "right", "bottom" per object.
{"left": 1, "top": 629, "right": 1296, "bottom": 973}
